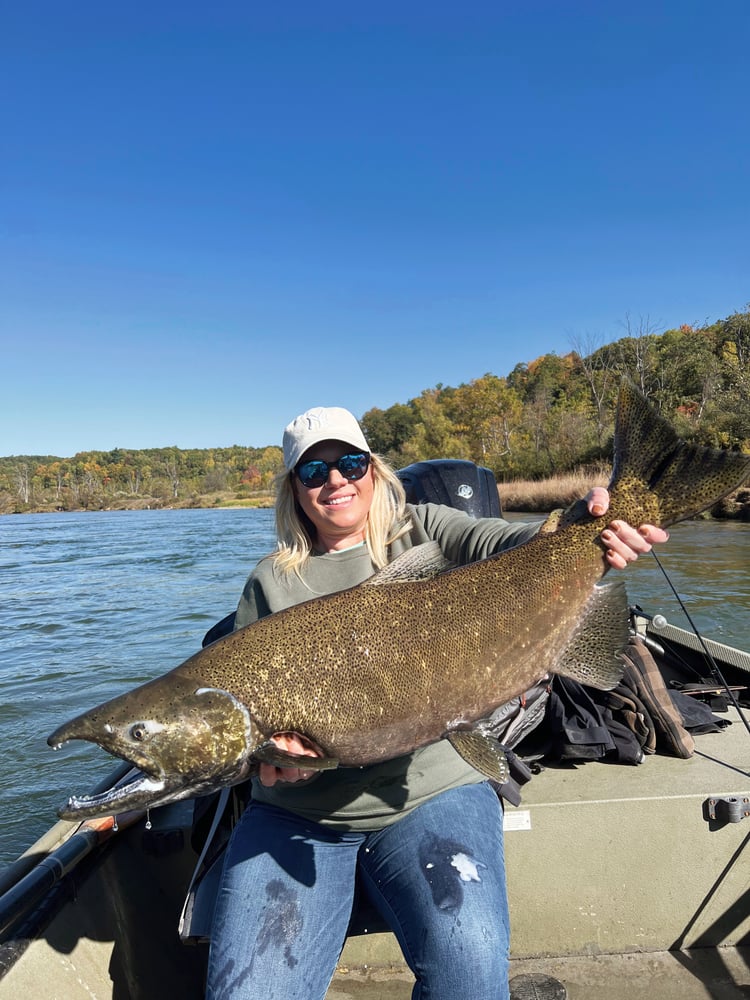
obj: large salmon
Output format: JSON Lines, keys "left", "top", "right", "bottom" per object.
{"left": 48, "top": 381, "right": 750, "bottom": 819}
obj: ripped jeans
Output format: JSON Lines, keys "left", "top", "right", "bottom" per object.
{"left": 206, "top": 782, "right": 510, "bottom": 1000}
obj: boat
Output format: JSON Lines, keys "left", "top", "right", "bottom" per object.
{"left": 0, "top": 462, "right": 747, "bottom": 999}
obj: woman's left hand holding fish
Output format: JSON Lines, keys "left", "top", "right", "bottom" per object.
{"left": 585, "top": 486, "right": 669, "bottom": 570}
{"left": 258, "top": 732, "right": 323, "bottom": 787}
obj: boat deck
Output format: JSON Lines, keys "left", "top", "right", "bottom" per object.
{"left": 328, "top": 947, "right": 750, "bottom": 999}
{"left": 332, "top": 706, "right": 750, "bottom": 998}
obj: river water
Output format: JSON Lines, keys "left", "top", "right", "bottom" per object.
{"left": 1, "top": 508, "right": 748, "bottom": 867}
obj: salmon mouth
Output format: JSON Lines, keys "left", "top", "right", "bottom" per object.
{"left": 58, "top": 771, "right": 169, "bottom": 819}
{"left": 54, "top": 758, "right": 250, "bottom": 819}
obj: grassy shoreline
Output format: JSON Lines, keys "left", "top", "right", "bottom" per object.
{"left": 500, "top": 472, "right": 749, "bottom": 520}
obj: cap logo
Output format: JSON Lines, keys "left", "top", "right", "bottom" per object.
{"left": 457, "top": 484, "right": 474, "bottom": 500}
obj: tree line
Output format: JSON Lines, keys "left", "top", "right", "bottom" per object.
{"left": 2, "top": 308, "right": 748, "bottom": 514}
{"left": 0, "top": 445, "right": 284, "bottom": 514}
{"left": 361, "top": 309, "right": 750, "bottom": 477}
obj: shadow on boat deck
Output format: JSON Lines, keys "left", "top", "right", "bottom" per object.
{"left": 326, "top": 946, "right": 750, "bottom": 999}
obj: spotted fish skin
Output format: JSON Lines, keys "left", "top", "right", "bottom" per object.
{"left": 48, "top": 381, "right": 750, "bottom": 819}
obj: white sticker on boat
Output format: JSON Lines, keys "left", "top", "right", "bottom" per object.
{"left": 503, "top": 810, "right": 532, "bottom": 831}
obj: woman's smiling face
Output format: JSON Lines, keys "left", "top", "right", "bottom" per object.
{"left": 293, "top": 439, "right": 374, "bottom": 551}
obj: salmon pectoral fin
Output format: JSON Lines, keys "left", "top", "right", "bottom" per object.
{"left": 447, "top": 731, "right": 510, "bottom": 783}
{"left": 252, "top": 742, "right": 339, "bottom": 770}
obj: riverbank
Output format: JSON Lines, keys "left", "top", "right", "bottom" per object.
{"left": 0, "top": 491, "right": 276, "bottom": 516}
{"left": 2, "top": 476, "right": 749, "bottom": 519}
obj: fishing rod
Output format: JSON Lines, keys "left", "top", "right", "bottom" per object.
{"left": 649, "top": 548, "right": 750, "bottom": 740}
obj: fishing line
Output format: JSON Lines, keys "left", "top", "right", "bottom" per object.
{"left": 649, "top": 548, "right": 750, "bottom": 739}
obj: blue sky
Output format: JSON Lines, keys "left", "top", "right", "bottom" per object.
{"left": 2, "top": 2, "right": 748, "bottom": 457}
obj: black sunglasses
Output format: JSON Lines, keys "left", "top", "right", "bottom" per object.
{"left": 295, "top": 452, "right": 371, "bottom": 489}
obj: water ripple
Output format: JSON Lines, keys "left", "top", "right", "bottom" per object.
{"left": 0, "top": 507, "right": 276, "bottom": 864}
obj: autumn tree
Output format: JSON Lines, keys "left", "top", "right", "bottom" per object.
{"left": 398, "top": 388, "right": 464, "bottom": 465}
{"left": 447, "top": 374, "right": 525, "bottom": 475}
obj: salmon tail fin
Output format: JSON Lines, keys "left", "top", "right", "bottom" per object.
{"left": 610, "top": 379, "right": 750, "bottom": 528}
{"left": 555, "top": 579, "right": 630, "bottom": 691}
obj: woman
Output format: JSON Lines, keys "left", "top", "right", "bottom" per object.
{"left": 206, "top": 406, "right": 667, "bottom": 1000}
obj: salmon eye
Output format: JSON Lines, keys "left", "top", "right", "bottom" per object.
{"left": 130, "top": 724, "right": 147, "bottom": 742}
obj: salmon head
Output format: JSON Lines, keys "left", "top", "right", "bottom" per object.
{"left": 47, "top": 673, "right": 257, "bottom": 818}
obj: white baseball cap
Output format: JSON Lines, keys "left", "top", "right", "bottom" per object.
{"left": 282, "top": 406, "right": 370, "bottom": 471}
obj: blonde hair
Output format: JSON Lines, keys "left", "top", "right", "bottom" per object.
{"left": 272, "top": 454, "right": 411, "bottom": 579}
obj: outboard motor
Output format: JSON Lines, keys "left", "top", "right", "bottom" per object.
{"left": 396, "top": 459, "right": 502, "bottom": 518}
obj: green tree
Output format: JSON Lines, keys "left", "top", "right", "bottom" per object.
{"left": 448, "top": 374, "right": 524, "bottom": 474}
{"left": 360, "top": 404, "right": 418, "bottom": 463}
{"left": 398, "top": 389, "right": 464, "bottom": 465}
{"left": 614, "top": 315, "right": 662, "bottom": 399}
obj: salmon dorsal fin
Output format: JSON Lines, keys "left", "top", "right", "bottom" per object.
{"left": 554, "top": 579, "right": 630, "bottom": 691}
{"left": 365, "top": 541, "right": 454, "bottom": 585}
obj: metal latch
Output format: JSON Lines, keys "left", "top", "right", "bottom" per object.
{"left": 705, "top": 796, "right": 750, "bottom": 825}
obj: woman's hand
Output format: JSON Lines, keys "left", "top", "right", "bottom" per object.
{"left": 585, "top": 486, "right": 669, "bottom": 570}
{"left": 258, "top": 732, "right": 324, "bottom": 787}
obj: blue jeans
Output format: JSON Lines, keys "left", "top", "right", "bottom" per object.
{"left": 206, "top": 781, "right": 510, "bottom": 1000}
